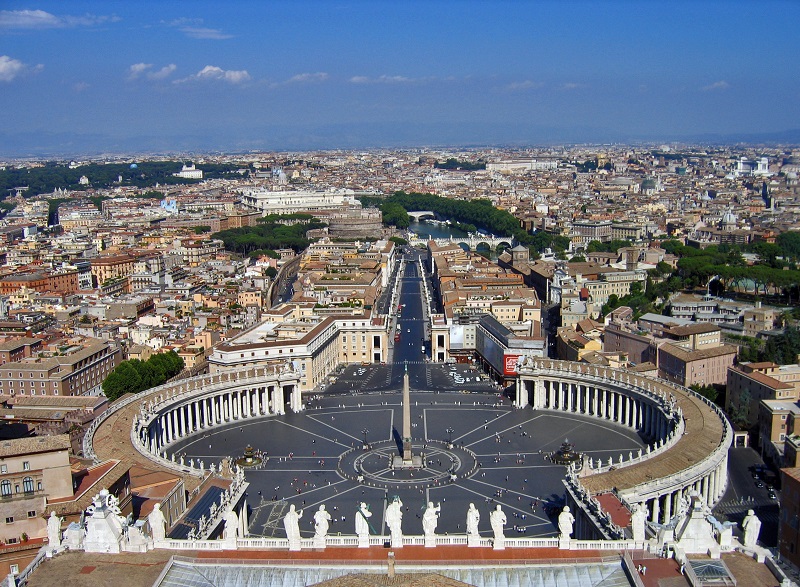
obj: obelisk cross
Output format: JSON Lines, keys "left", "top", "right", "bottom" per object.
{"left": 402, "top": 362, "right": 412, "bottom": 462}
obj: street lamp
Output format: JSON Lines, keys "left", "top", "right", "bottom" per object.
{"left": 446, "top": 427, "right": 454, "bottom": 448}
{"left": 362, "top": 428, "right": 369, "bottom": 449}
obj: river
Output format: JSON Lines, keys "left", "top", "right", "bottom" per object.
{"left": 407, "top": 220, "right": 499, "bottom": 259}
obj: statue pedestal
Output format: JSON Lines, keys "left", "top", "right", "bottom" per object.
{"left": 559, "top": 537, "right": 571, "bottom": 550}
{"left": 424, "top": 535, "right": 436, "bottom": 548}
{"left": 357, "top": 535, "right": 370, "bottom": 548}
{"left": 84, "top": 508, "right": 123, "bottom": 554}
{"left": 493, "top": 537, "right": 505, "bottom": 550}
{"left": 390, "top": 534, "right": 403, "bottom": 548}
{"left": 288, "top": 538, "right": 301, "bottom": 552}
{"left": 467, "top": 535, "right": 481, "bottom": 547}
{"left": 313, "top": 536, "right": 326, "bottom": 549}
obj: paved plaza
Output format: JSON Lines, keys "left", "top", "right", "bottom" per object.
{"left": 172, "top": 384, "right": 645, "bottom": 541}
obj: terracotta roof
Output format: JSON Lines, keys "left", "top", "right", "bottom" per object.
{"left": 658, "top": 342, "right": 737, "bottom": 362}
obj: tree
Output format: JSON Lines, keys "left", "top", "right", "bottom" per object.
{"left": 689, "top": 383, "right": 719, "bottom": 403}
{"left": 102, "top": 361, "right": 143, "bottom": 401}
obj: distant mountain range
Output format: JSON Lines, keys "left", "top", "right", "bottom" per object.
{"left": 1, "top": 124, "right": 799, "bottom": 159}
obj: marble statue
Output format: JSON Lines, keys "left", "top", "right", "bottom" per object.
{"left": 423, "top": 502, "right": 441, "bottom": 537}
{"left": 356, "top": 502, "right": 372, "bottom": 547}
{"left": 742, "top": 509, "right": 762, "bottom": 548}
{"left": 283, "top": 504, "right": 303, "bottom": 550}
{"left": 490, "top": 504, "right": 506, "bottom": 549}
{"left": 47, "top": 511, "right": 62, "bottom": 551}
{"left": 314, "top": 505, "right": 331, "bottom": 543}
{"left": 558, "top": 506, "right": 575, "bottom": 540}
{"left": 631, "top": 503, "right": 646, "bottom": 543}
{"left": 385, "top": 496, "right": 403, "bottom": 547}
{"left": 148, "top": 503, "right": 167, "bottom": 543}
{"left": 466, "top": 503, "right": 480, "bottom": 537}
{"left": 223, "top": 509, "right": 239, "bottom": 542}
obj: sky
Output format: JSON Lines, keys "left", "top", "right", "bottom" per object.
{"left": 1, "top": 0, "right": 799, "bottom": 156}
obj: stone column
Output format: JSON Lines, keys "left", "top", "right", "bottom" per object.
{"left": 651, "top": 497, "right": 660, "bottom": 524}
{"left": 664, "top": 491, "right": 672, "bottom": 522}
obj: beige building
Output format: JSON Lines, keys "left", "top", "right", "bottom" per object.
{"left": 727, "top": 363, "right": 798, "bottom": 428}
{"left": 0, "top": 340, "right": 121, "bottom": 398}
{"left": 657, "top": 342, "right": 736, "bottom": 388}
{"left": 0, "top": 435, "right": 73, "bottom": 544}
{"left": 208, "top": 310, "right": 388, "bottom": 392}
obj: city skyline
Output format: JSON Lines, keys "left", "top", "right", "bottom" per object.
{"left": 1, "top": 0, "right": 799, "bottom": 156}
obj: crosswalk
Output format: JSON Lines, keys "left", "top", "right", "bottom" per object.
{"left": 713, "top": 498, "right": 780, "bottom": 526}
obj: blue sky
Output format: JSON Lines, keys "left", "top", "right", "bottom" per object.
{"left": 1, "top": 1, "right": 799, "bottom": 155}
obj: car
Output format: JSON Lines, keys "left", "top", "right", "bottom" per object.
{"left": 768, "top": 491, "right": 777, "bottom": 499}
{"left": 752, "top": 472, "right": 760, "bottom": 480}
{"left": 755, "top": 481, "right": 764, "bottom": 488}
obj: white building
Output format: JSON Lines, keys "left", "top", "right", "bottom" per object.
{"left": 240, "top": 189, "right": 358, "bottom": 215}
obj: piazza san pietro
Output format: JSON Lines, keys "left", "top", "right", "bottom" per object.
{"left": 3, "top": 3, "right": 800, "bottom": 587}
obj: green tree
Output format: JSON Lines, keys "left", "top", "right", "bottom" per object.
{"left": 102, "top": 361, "right": 143, "bottom": 401}
{"left": 689, "top": 383, "right": 719, "bottom": 403}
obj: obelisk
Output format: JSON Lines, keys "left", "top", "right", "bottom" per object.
{"left": 402, "top": 362, "right": 412, "bottom": 463}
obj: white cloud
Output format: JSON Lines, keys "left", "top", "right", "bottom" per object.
{"left": 506, "top": 80, "right": 544, "bottom": 91}
{"left": 561, "top": 82, "right": 583, "bottom": 90}
{"left": 180, "top": 26, "right": 232, "bottom": 40}
{"left": 128, "top": 62, "right": 153, "bottom": 79}
{"left": 271, "top": 72, "right": 329, "bottom": 87}
{"left": 349, "top": 74, "right": 424, "bottom": 84}
{"left": 287, "top": 72, "right": 328, "bottom": 83}
{"left": 148, "top": 64, "right": 177, "bottom": 80}
{"left": 73, "top": 81, "right": 90, "bottom": 93}
{"left": 176, "top": 65, "right": 250, "bottom": 84}
{"left": 702, "top": 80, "right": 729, "bottom": 92}
{"left": 129, "top": 63, "right": 178, "bottom": 81}
{"left": 0, "top": 55, "right": 41, "bottom": 82}
{"left": 0, "top": 9, "right": 119, "bottom": 30}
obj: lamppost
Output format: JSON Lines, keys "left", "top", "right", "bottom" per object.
{"left": 446, "top": 427, "right": 454, "bottom": 449}
{"left": 362, "top": 428, "right": 369, "bottom": 449}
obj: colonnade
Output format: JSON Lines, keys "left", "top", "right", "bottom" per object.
{"left": 515, "top": 359, "right": 731, "bottom": 529}
{"left": 642, "top": 457, "right": 728, "bottom": 524}
{"left": 136, "top": 374, "right": 302, "bottom": 459}
{"left": 517, "top": 377, "right": 671, "bottom": 443}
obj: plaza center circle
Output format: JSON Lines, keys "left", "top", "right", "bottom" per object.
{"left": 170, "top": 390, "right": 645, "bottom": 540}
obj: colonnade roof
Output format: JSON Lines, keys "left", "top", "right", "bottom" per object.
{"left": 579, "top": 382, "right": 725, "bottom": 495}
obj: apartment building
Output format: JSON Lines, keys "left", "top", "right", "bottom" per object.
{"left": 727, "top": 363, "right": 798, "bottom": 428}
{"left": 0, "top": 340, "right": 121, "bottom": 398}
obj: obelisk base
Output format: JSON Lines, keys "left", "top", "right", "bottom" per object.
{"left": 392, "top": 454, "right": 423, "bottom": 468}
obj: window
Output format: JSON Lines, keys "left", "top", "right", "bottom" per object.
{"left": 23, "top": 461, "right": 30, "bottom": 471}
{"left": 27, "top": 510, "right": 36, "bottom": 518}
{"left": 5, "top": 516, "right": 13, "bottom": 524}
{"left": 9, "top": 564, "right": 18, "bottom": 574}
{"left": 23, "top": 477, "right": 34, "bottom": 493}
{"left": 0, "top": 464, "right": 6, "bottom": 473}
{"left": 0, "top": 480, "right": 10, "bottom": 496}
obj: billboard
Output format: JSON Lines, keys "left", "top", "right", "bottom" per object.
{"left": 503, "top": 354, "right": 521, "bottom": 376}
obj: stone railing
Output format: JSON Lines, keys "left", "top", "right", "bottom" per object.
{"left": 154, "top": 534, "right": 636, "bottom": 551}
{"left": 585, "top": 415, "right": 684, "bottom": 476}
{"left": 617, "top": 423, "right": 731, "bottom": 504}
